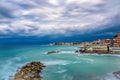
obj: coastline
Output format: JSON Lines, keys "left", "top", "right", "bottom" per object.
{"left": 76, "top": 53, "right": 120, "bottom": 56}
{"left": 79, "top": 51, "right": 120, "bottom": 54}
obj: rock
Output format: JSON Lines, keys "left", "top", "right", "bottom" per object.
{"left": 14, "top": 62, "right": 45, "bottom": 80}
{"left": 9, "top": 75, "right": 14, "bottom": 80}
{"left": 47, "top": 51, "right": 60, "bottom": 54}
{"left": 75, "top": 50, "right": 80, "bottom": 53}
{"left": 113, "top": 71, "right": 120, "bottom": 79}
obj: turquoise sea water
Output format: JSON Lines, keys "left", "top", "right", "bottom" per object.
{"left": 0, "top": 45, "right": 120, "bottom": 80}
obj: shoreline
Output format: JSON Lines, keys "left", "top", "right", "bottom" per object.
{"left": 77, "top": 52, "right": 120, "bottom": 56}
{"left": 76, "top": 53, "right": 120, "bottom": 56}
{"left": 80, "top": 52, "right": 120, "bottom": 55}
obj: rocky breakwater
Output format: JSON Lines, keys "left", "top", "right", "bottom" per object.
{"left": 14, "top": 62, "right": 45, "bottom": 80}
{"left": 47, "top": 51, "right": 60, "bottom": 54}
{"left": 113, "top": 71, "right": 120, "bottom": 79}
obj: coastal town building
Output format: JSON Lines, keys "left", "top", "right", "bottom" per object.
{"left": 113, "top": 33, "right": 120, "bottom": 47}
{"left": 104, "top": 39, "right": 112, "bottom": 46}
{"left": 80, "top": 33, "right": 120, "bottom": 54}
{"left": 85, "top": 45, "right": 109, "bottom": 53}
{"left": 50, "top": 42, "right": 82, "bottom": 46}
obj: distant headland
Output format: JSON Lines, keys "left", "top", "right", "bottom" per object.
{"left": 49, "top": 32, "right": 120, "bottom": 54}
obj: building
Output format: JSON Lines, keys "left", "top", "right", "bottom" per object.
{"left": 104, "top": 39, "right": 111, "bottom": 46}
{"left": 81, "top": 32, "right": 120, "bottom": 54}
{"left": 86, "top": 45, "right": 109, "bottom": 53}
{"left": 113, "top": 33, "right": 120, "bottom": 47}
{"left": 110, "top": 47, "right": 120, "bottom": 53}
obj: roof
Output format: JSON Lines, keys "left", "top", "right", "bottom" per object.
{"left": 114, "top": 33, "right": 120, "bottom": 38}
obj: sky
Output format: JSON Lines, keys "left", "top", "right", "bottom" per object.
{"left": 0, "top": 0, "right": 120, "bottom": 45}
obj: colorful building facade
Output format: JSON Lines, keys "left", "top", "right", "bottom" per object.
{"left": 81, "top": 33, "right": 120, "bottom": 54}
{"left": 113, "top": 33, "right": 120, "bottom": 47}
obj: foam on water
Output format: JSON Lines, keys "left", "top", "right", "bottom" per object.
{"left": 79, "top": 53, "right": 120, "bottom": 57}
{"left": 42, "top": 60, "right": 70, "bottom": 66}
{"left": 101, "top": 73, "right": 119, "bottom": 80}
{"left": 80, "top": 58, "right": 94, "bottom": 64}
{"left": 74, "top": 56, "right": 94, "bottom": 64}
{"left": 42, "top": 58, "right": 94, "bottom": 67}
{"left": 0, "top": 57, "right": 22, "bottom": 80}
{"left": 62, "top": 74, "right": 73, "bottom": 80}
{"left": 56, "top": 69, "right": 67, "bottom": 74}
{"left": 60, "top": 51, "right": 75, "bottom": 54}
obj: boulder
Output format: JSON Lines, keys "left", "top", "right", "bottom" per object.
{"left": 14, "top": 62, "right": 45, "bottom": 80}
{"left": 113, "top": 71, "right": 120, "bottom": 79}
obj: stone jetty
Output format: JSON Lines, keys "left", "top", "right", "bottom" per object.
{"left": 14, "top": 62, "right": 45, "bottom": 80}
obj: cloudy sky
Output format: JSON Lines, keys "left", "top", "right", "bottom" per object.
{"left": 0, "top": 0, "right": 120, "bottom": 45}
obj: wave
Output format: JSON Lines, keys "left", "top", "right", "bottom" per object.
{"left": 11, "top": 57, "right": 22, "bottom": 62}
{"left": 42, "top": 58, "right": 94, "bottom": 66}
{"left": 56, "top": 69, "right": 67, "bottom": 74}
{"left": 0, "top": 57, "right": 22, "bottom": 80}
{"left": 79, "top": 53, "right": 120, "bottom": 57}
{"left": 42, "top": 60, "right": 70, "bottom": 66}
{"left": 89, "top": 73, "right": 120, "bottom": 80}
{"left": 74, "top": 56, "right": 94, "bottom": 64}
{"left": 62, "top": 74, "right": 73, "bottom": 80}
{"left": 101, "top": 73, "right": 119, "bottom": 80}
{"left": 60, "top": 51, "right": 75, "bottom": 54}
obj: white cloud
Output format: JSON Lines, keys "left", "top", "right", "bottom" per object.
{"left": 0, "top": 24, "right": 10, "bottom": 34}
{"left": 48, "top": 0, "right": 59, "bottom": 5}
{"left": 66, "top": 0, "right": 104, "bottom": 5}
{"left": 22, "top": 7, "right": 64, "bottom": 20}
{"left": 0, "top": 0, "right": 120, "bottom": 37}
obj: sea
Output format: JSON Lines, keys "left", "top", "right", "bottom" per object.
{"left": 0, "top": 45, "right": 120, "bottom": 80}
